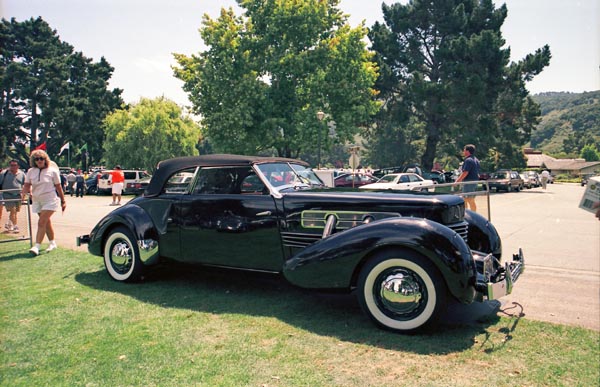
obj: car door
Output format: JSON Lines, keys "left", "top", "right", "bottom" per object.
{"left": 395, "top": 174, "right": 410, "bottom": 189}
{"left": 176, "top": 165, "right": 282, "bottom": 271}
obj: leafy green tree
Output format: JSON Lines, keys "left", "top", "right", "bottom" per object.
{"left": 173, "top": 0, "right": 378, "bottom": 159}
{"left": 367, "top": 0, "right": 551, "bottom": 170}
{"left": 0, "top": 17, "right": 122, "bottom": 167}
{"left": 580, "top": 144, "right": 600, "bottom": 162}
{"left": 103, "top": 97, "right": 201, "bottom": 172}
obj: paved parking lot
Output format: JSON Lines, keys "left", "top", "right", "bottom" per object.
{"left": 487, "top": 183, "right": 599, "bottom": 330}
{"left": 3, "top": 183, "right": 599, "bottom": 330}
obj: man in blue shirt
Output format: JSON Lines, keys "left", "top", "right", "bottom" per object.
{"left": 455, "top": 144, "right": 480, "bottom": 211}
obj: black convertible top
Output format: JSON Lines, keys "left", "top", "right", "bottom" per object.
{"left": 145, "top": 154, "right": 309, "bottom": 197}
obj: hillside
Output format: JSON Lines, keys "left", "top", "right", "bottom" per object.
{"left": 529, "top": 91, "right": 600, "bottom": 155}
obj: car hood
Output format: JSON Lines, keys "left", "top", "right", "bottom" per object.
{"left": 279, "top": 190, "right": 465, "bottom": 225}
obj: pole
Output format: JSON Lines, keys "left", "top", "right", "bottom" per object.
{"left": 316, "top": 111, "right": 325, "bottom": 169}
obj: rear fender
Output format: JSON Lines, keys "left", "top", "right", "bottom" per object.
{"left": 88, "top": 205, "right": 160, "bottom": 265}
{"left": 283, "top": 217, "right": 476, "bottom": 302}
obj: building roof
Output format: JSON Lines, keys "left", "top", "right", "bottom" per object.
{"left": 525, "top": 152, "right": 600, "bottom": 171}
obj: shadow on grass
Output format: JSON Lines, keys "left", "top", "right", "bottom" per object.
{"left": 0, "top": 246, "right": 34, "bottom": 262}
{"left": 75, "top": 262, "right": 507, "bottom": 354}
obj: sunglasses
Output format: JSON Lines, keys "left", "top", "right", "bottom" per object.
{"left": 34, "top": 157, "right": 45, "bottom": 161}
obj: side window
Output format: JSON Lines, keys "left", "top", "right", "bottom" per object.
{"left": 192, "top": 166, "right": 258, "bottom": 195}
{"left": 240, "top": 173, "right": 266, "bottom": 194}
{"left": 163, "top": 167, "right": 197, "bottom": 194}
{"left": 400, "top": 175, "right": 410, "bottom": 183}
{"left": 124, "top": 172, "right": 136, "bottom": 180}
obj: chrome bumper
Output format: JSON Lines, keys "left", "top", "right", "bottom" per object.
{"left": 474, "top": 248, "right": 525, "bottom": 300}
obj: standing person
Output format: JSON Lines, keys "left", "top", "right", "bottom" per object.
{"left": 110, "top": 165, "right": 125, "bottom": 205}
{"left": 66, "top": 169, "right": 76, "bottom": 196}
{"left": 455, "top": 144, "right": 480, "bottom": 211}
{"left": 2, "top": 160, "right": 25, "bottom": 232}
{"left": 540, "top": 169, "right": 550, "bottom": 189}
{"left": 75, "top": 169, "right": 85, "bottom": 197}
{"left": 22, "top": 150, "right": 67, "bottom": 256}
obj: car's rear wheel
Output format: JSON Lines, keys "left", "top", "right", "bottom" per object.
{"left": 357, "top": 249, "right": 447, "bottom": 333}
{"left": 103, "top": 227, "right": 143, "bottom": 282}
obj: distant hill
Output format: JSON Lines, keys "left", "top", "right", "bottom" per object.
{"left": 529, "top": 91, "right": 600, "bottom": 155}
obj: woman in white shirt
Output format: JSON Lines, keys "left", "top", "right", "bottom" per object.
{"left": 22, "top": 150, "right": 67, "bottom": 256}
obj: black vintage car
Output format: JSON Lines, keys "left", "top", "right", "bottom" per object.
{"left": 78, "top": 155, "right": 524, "bottom": 333}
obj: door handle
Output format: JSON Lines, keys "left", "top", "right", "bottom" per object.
{"left": 256, "top": 211, "right": 272, "bottom": 216}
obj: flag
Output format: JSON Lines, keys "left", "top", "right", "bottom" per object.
{"left": 58, "top": 142, "right": 70, "bottom": 156}
{"left": 34, "top": 142, "right": 47, "bottom": 151}
{"left": 76, "top": 143, "right": 88, "bottom": 155}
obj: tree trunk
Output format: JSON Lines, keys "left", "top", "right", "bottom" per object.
{"left": 421, "top": 127, "right": 439, "bottom": 172}
{"left": 30, "top": 97, "right": 38, "bottom": 151}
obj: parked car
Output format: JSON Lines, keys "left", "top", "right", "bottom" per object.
{"left": 359, "top": 173, "right": 435, "bottom": 192}
{"left": 581, "top": 174, "right": 597, "bottom": 186}
{"left": 423, "top": 170, "right": 446, "bottom": 184}
{"left": 97, "top": 170, "right": 152, "bottom": 195}
{"left": 372, "top": 166, "right": 404, "bottom": 179}
{"left": 520, "top": 173, "right": 533, "bottom": 189}
{"left": 77, "top": 154, "right": 524, "bottom": 333}
{"left": 525, "top": 171, "right": 541, "bottom": 187}
{"left": 334, "top": 173, "right": 378, "bottom": 188}
{"left": 487, "top": 170, "right": 524, "bottom": 192}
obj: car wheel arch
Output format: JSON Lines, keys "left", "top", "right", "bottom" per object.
{"left": 349, "top": 244, "right": 450, "bottom": 292}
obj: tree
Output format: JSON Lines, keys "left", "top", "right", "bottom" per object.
{"left": 0, "top": 17, "right": 122, "bottom": 167}
{"left": 173, "top": 0, "right": 378, "bottom": 159}
{"left": 103, "top": 97, "right": 201, "bottom": 172}
{"left": 580, "top": 144, "right": 600, "bottom": 162}
{"left": 367, "top": 0, "right": 551, "bottom": 170}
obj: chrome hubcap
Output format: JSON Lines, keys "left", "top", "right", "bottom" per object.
{"left": 377, "top": 269, "right": 424, "bottom": 317}
{"left": 111, "top": 241, "right": 132, "bottom": 273}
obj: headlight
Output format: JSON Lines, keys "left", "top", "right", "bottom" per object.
{"left": 442, "top": 204, "right": 464, "bottom": 224}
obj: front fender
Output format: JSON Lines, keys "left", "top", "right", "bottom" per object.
{"left": 464, "top": 210, "right": 502, "bottom": 259}
{"left": 283, "top": 217, "right": 476, "bottom": 302}
{"left": 88, "top": 204, "right": 159, "bottom": 264}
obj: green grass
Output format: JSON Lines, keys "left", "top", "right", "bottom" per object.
{"left": 1, "top": 242, "right": 598, "bottom": 387}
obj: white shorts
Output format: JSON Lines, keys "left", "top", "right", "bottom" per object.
{"left": 112, "top": 182, "right": 124, "bottom": 195}
{"left": 32, "top": 197, "right": 60, "bottom": 213}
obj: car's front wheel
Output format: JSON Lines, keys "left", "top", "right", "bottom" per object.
{"left": 357, "top": 249, "right": 447, "bottom": 333}
{"left": 103, "top": 227, "right": 143, "bottom": 282}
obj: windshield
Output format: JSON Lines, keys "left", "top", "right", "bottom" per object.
{"left": 255, "top": 162, "right": 325, "bottom": 192}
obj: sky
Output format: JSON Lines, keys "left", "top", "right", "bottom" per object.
{"left": 2, "top": 0, "right": 599, "bottom": 107}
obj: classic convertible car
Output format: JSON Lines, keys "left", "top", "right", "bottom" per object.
{"left": 78, "top": 155, "right": 524, "bottom": 333}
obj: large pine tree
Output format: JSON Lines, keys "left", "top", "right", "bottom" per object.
{"left": 368, "top": 0, "right": 551, "bottom": 170}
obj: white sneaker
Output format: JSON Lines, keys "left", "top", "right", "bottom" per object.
{"left": 5, "top": 222, "right": 12, "bottom": 230}
{"left": 29, "top": 246, "right": 40, "bottom": 256}
{"left": 12, "top": 225, "right": 19, "bottom": 233}
{"left": 46, "top": 242, "right": 58, "bottom": 252}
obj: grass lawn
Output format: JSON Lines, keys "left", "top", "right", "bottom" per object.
{"left": 1, "top": 241, "right": 598, "bottom": 387}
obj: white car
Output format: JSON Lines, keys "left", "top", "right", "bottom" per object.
{"left": 359, "top": 173, "right": 435, "bottom": 191}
